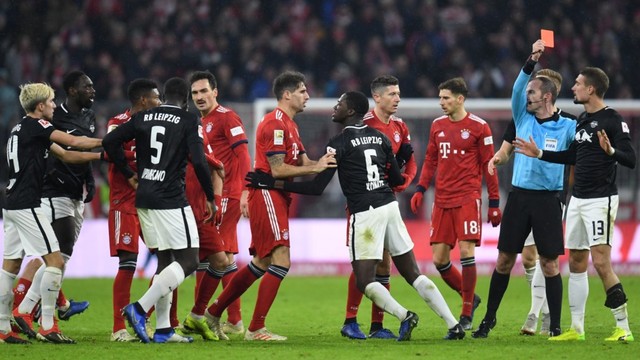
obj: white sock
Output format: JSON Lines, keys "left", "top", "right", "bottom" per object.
{"left": 40, "top": 267, "right": 63, "bottom": 331}
{"left": 412, "top": 275, "right": 458, "bottom": 328}
{"left": 138, "top": 262, "right": 184, "bottom": 312}
{"left": 0, "top": 270, "right": 17, "bottom": 333}
{"left": 524, "top": 265, "right": 536, "bottom": 287}
{"left": 611, "top": 303, "right": 631, "bottom": 333}
{"left": 568, "top": 271, "right": 588, "bottom": 334}
{"left": 155, "top": 291, "right": 173, "bottom": 330}
{"left": 528, "top": 261, "right": 547, "bottom": 316}
{"left": 18, "top": 263, "right": 45, "bottom": 315}
{"left": 364, "top": 282, "right": 407, "bottom": 321}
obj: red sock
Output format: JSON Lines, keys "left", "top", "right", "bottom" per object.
{"left": 57, "top": 289, "right": 68, "bottom": 308}
{"left": 170, "top": 289, "right": 179, "bottom": 328}
{"left": 208, "top": 265, "right": 260, "bottom": 318}
{"left": 12, "top": 278, "right": 32, "bottom": 310}
{"left": 461, "top": 258, "right": 477, "bottom": 317}
{"left": 191, "top": 270, "right": 222, "bottom": 315}
{"left": 371, "top": 281, "right": 389, "bottom": 324}
{"left": 345, "top": 272, "right": 363, "bottom": 320}
{"left": 222, "top": 271, "right": 242, "bottom": 324}
{"left": 437, "top": 262, "right": 463, "bottom": 295}
{"left": 248, "top": 266, "right": 288, "bottom": 331}
{"left": 195, "top": 270, "right": 205, "bottom": 300}
{"left": 113, "top": 269, "right": 134, "bottom": 332}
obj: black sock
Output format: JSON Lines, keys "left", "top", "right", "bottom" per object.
{"left": 545, "top": 273, "right": 563, "bottom": 331}
{"left": 369, "top": 322, "right": 383, "bottom": 333}
{"left": 485, "top": 269, "right": 510, "bottom": 320}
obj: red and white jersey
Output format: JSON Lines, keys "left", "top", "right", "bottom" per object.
{"left": 107, "top": 110, "right": 137, "bottom": 213}
{"left": 201, "top": 105, "right": 249, "bottom": 199}
{"left": 417, "top": 112, "right": 498, "bottom": 208}
{"left": 185, "top": 131, "right": 221, "bottom": 222}
{"left": 254, "top": 107, "right": 306, "bottom": 182}
{"left": 363, "top": 110, "right": 417, "bottom": 184}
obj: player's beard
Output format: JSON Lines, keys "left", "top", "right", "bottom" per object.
{"left": 573, "top": 96, "right": 586, "bottom": 104}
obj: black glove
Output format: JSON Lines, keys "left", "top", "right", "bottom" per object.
{"left": 396, "top": 142, "right": 414, "bottom": 168}
{"left": 245, "top": 170, "right": 276, "bottom": 189}
{"left": 84, "top": 182, "right": 96, "bottom": 203}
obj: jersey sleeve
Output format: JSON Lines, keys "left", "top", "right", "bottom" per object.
{"left": 222, "top": 111, "right": 249, "bottom": 149}
{"left": 259, "top": 119, "right": 288, "bottom": 156}
{"left": 103, "top": 118, "right": 137, "bottom": 179}
{"left": 416, "top": 126, "right": 438, "bottom": 189}
{"left": 33, "top": 119, "right": 56, "bottom": 140}
{"left": 502, "top": 120, "right": 516, "bottom": 142}
{"left": 608, "top": 112, "right": 636, "bottom": 169}
{"left": 399, "top": 122, "right": 417, "bottom": 183}
{"left": 480, "top": 122, "right": 499, "bottom": 199}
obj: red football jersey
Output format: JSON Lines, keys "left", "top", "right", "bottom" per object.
{"left": 254, "top": 108, "right": 306, "bottom": 182}
{"left": 417, "top": 112, "right": 499, "bottom": 208}
{"left": 107, "top": 110, "right": 137, "bottom": 213}
{"left": 185, "top": 130, "right": 220, "bottom": 221}
{"left": 201, "top": 105, "right": 249, "bottom": 199}
{"left": 363, "top": 110, "right": 417, "bottom": 184}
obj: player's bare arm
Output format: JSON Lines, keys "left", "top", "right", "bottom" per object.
{"left": 240, "top": 189, "right": 249, "bottom": 218}
{"left": 127, "top": 173, "right": 138, "bottom": 190}
{"left": 50, "top": 143, "right": 101, "bottom": 164}
{"left": 50, "top": 129, "right": 102, "bottom": 150}
{"left": 268, "top": 153, "right": 336, "bottom": 179}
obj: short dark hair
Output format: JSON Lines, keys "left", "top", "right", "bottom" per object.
{"left": 62, "top": 70, "right": 87, "bottom": 94}
{"left": 580, "top": 67, "right": 609, "bottom": 98}
{"left": 163, "top": 77, "right": 189, "bottom": 102}
{"left": 189, "top": 70, "right": 217, "bottom": 89}
{"left": 370, "top": 75, "right": 399, "bottom": 95}
{"left": 529, "top": 76, "right": 558, "bottom": 104}
{"left": 438, "top": 77, "right": 468, "bottom": 98}
{"left": 273, "top": 71, "right": 306, "bottom": 100}
{"left": 344, "top": 91, "right": 369, "bottom": 117}
{"left": 127, "top": 78, "right": 158, "bottom": 104}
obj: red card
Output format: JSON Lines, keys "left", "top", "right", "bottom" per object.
{"left": 541, "top": 29, "right": 554, "bottom": 48}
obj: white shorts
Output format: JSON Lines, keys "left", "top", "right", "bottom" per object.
{"left": 524, "top": 232, "right": 535, "bottom": 247}
{"left": 137, "top": 207, "right": 200, "bottom": 251}
{"left": 565, "top": 195, "right": 618, "bottom": 250}
{"left": 346, "top": 201, "right": 414, "bottom": 261}
{"left": 40, "top": 197, "right": 85, "bottom": 240}
{"left": 3, "top": 208, "right": 60, "bottom": 259}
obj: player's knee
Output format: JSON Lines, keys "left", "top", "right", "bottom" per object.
{"left": 604, "top": 283, "right": 627, "bottom": 309}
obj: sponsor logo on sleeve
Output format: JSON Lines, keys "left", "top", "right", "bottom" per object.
{"left": 622, "top": 122, "right": 630, "bottom": 133}
{"left": 230, "top": 126, "right": 245, "bottom": 136}
{"left": 484, "top": 136, "right": 493, "bottom": 145}
{"left": 38, "top": 119, "right": 52, "bottom": 128}
{"left": 274, "top": 130, "right": 284, "bottom": 145}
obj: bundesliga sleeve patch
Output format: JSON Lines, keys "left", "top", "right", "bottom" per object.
{"left": 198, "top": 125, "right": 204, "bottom": 138}
{"left": 483, "top": 136, "right": 493, "bottom": 145}
{"left": 622, "top": 122, "right": 630, "bottom": 133}
{"left": 38, "top": 119, "right": 52, "bottom": 128}
{"left": 273, "top": 130, "right": 284, "bottom": 145}
{"left": 230, "top": 126, "right": 244, "bottom": 136}
{"left": 326, "top": 146, "right": 336, "bottom": 155}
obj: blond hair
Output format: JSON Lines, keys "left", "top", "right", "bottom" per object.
{"left": 535, "top": 69, "right": 562, "bottom": 95}
{"left": 19, "top": 83, "right": 55, "bottom": 113}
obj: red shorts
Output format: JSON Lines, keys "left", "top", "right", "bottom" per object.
{"left": 218, "top": 197, "right": 241, "bottom": 254}
{"left": 197, "top": 220, "right": 225, "bottom": 261}
{"left": 430, "top": 199, "right": 482, "bottom": 247}
{"left": 109, "top": 209, "right": 142, "bottom": 256}
{"left": 248, "top": 188, "right": 290, "bottom": 258}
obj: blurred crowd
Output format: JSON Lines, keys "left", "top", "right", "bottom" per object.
{"left": 1, "top": 0, "right": 640, "bottom": 217}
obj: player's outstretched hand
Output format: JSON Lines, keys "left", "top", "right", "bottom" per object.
{"left": 127, "top": 174, "right": 139, "bottom": 190}
{"left": 513, "top": 136, "right": 541, "bottom": 158}
{"left": 597, "top": 130, "right": 615, "bottom": 155}
{"left": 315, "top": 152, "right": 337, "bottom": 172}
{"left": 245, "top": 170, "right": 276, "bottom": 189}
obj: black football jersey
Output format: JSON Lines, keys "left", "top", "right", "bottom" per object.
{"left": 5, "top": 116, "right": 56, "bottom": 210}
{"left": 42, "top": 103, "right": 97, "bottom": 200}
{"left": 327, "top": 124, "right": 396, "bottom": 213}
{"left": 103, "top": 104, "right": 213, "bottom": 209}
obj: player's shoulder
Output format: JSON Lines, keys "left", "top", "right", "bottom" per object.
{"left": 433, "top": 115, "right": 448, "bottom": 123}
{"left": 215, "top": 104, "right": 237, "bottom": 115}
{"left": 467, "top": 112, "right": 488, "bottom": 125}
{"left": 389, "top": 114, "right": 404, "bottom": 123}
{"left": 108, "top": 111, "right": 130, "bottom": 125}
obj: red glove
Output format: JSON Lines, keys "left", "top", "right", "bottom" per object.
{"left": 214, "top": 195, "right": 223, "bottom": 225}
{"left": 392, "top": 173, "right": 412, "bottom": 193}
{"left": 410, "top": 185, "right": 427, "bottom": 214}
{"left": 488, "top": 199, "right": 501, "bottom": 227}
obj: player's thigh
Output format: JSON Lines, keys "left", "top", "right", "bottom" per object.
{"left": 108, "top": 210, "right": 142, "bottom": 256}
{"left": 568, "top": 196, "right": 618, "bottom": 250}
{"left": 383, "top": 201, "right": 414, "bottom": 257}
{"left": 198, "top": 222, "right": 225, "bottom": 261}
{"left": 498, "top": 192, "right": 530, "bottom": 253}
{"left": 248, "top": 189, "right": 290, "bottom": 258}
{"left": 5, "top": 208, "right": 60, "bottom": 258}
{"left": 218, "top": 198, "right": 241, "bottom": 254}
{"left": 139, "top": 207, "right": 200, "bottom": 251}
{"left": 430, "top": 205, "right": 457, "bottom": 247}
{"left": 347, "top": 206, "right": 387, "bottom": 262}
{"left": 453, "top": 199, "right": 482, "bottom": 245}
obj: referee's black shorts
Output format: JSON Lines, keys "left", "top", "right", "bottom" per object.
{"left": 498, "top": 187, "right": 565, "bottom": 258}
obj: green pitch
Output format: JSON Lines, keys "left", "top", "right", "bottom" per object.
{"left": 4, "top": 275, "right": 637, "bottom": 359}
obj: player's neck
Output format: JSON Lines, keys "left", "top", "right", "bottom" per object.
{"left": 583, "top": 98, "right": 606, "bottom": 114}
{"left": 449, "top": 109, "right": 467, "bottom": 122}
{"left": 278, "top": 103, "right": 298, "bottom": 120}
{"left": 202, "top": 103, "right": 218, "bottom": 118}
{"left": 373, "top": 107, "right": 391, "bottom": 124}
{"left": 64, "top": 99, "right": 82, "bottom": 114}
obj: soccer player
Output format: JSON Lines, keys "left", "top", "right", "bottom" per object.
{"left": 342, "top": 75, "right": 416, "bottom": 340}
{"left": 202, "top": 71, "right": 337, "bottom": 341}
{"left": 490, "top": 68, "right": 576, "bottom": 336}
{"left": 410, "top": 77, "right": 500, "bottom": 331}
{"left": 107, "top": 78, "right": 161, "bottom": 342}
{"left": 514, "top": 67, "right": 636, "bottom": 342}
{"left": 472, "top": 40, "right": 576, "bottom": 339}
{"left": 2, "top": 82, "right": 102, "bottom": 344}
{"left": 186, "top": 70, "right": 250, "bottom": 335}
{"left": 246, "top": 91, "right": 465, "bottom": 341}
{"left": 104, "top": 77, "right": 215, "bottom": 344}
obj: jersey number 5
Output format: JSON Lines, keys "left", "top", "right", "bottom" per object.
{"left": 150, "top": 126, "right": 165, "bottom": 165}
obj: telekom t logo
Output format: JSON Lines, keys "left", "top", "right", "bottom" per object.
{"left": 439, "top": 142, "right": 451, "bottom": 158}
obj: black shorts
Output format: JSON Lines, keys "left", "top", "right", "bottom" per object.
{"left": 498, "top": 187, "right": 565, "bottom": 258}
